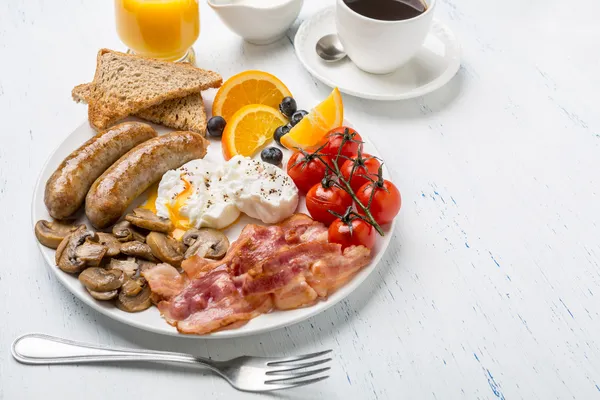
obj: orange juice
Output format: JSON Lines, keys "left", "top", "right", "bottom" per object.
{"left": 115, "top": 0, "right": 200, "bottom": 61}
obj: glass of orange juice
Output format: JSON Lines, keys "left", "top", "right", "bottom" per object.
{"left": 115, "top": 0, "right": 200, "bottom": 63}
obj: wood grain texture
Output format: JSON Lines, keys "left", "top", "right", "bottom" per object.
{"left": 1, "top": 0, "right": 599, "bottom": 399}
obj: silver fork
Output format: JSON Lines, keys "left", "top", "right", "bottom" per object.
{"left": 12, "top": 333, "right": 331, "bottom": 392}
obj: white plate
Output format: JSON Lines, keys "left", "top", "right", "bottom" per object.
{"left": 294, "top": 7, "right": 461, "bottom": 101}
{"left": 32, "top": 120, "right": 394, "bottom": 338}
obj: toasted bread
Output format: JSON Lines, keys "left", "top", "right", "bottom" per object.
{"left": 73, "top": 84, "right": 208, "bottom": 134}
{"left": 72, "top": 83, "right": 94, "bottom": 103}
{"left": 86, "top": 49, "right": 221, "bottom": 130}
{"left": 135, "top": 93, "right": 207, "bottom": 134}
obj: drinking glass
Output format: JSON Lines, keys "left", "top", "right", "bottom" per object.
{"left": 115, "top": 0, "right": 200, "bottom": 63}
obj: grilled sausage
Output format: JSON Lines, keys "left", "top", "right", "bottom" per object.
{"left": 85, "top": 131, "right": 209, "bottom": 229}
{"left": 44, "top": 122, "right": 157, "bottom": 219}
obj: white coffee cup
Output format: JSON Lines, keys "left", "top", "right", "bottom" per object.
{"left": 336, "top": 0, "right": 435, "bottom": 74}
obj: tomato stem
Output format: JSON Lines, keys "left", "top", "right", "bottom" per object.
{"left": 321, "top": 172, "right": 336, "bottom": 189}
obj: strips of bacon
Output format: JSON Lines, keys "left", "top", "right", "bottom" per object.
{"left": 144, "top": 213, "right": 371, "bottom": 334}
{"left": 156, "top": 265, "right": 273, "bottom": 334}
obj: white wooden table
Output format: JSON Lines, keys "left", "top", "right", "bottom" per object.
{"left": 1, "top": 0, "right": 599, "bottom": 398}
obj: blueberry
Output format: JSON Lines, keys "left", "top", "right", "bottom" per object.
{"left": 279, "top": 97, "right": 297, "bottom": 118}
{"left": 207, "top": 116, "right": 226, "bottom": 137}
{"left": 274, "top": 124, "right": 290, "bottom": 146}
{"left": 290, "top": 110, "right": 308, "bottom": 126}
{"left": 261, "top": 147, "right": 283, "bottom": 166}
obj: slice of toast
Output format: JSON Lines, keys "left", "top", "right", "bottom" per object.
{"left": 72, "top": 83, "right": 94, "bottom": 103}
{"left": 136, "top": 93, "right": 207, "bottom": 134}
{"left": 73, "top": 84, "right": 208, "bottom": 134}
{"left": 86, "top": 49, "right": 221, "bottom": 130}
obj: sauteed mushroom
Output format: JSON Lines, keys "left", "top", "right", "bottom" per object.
{"left": 86, "top": 288, "right": 119, "bottom": 301}
{"left": 78, "top": 267, "right": 124, "bottom": 292}
{"left": 108, "top": 258, "right": 139, "bottom": 278}
{"left": 74, "top": 241, "right": 108, "bottom": 267}
{"left": 171, "top": 238, "right": 187, "bottom": 255}
{"left": 146, "top": 232, "right": 184, "bottom": 266}
{"left": 120, "top": 241, "right": 157, "bottom": 261}
{"left": 121, "top": 277, "right": 145, "bottom": 297}
{"left": 183, "top": 228, "right": 229, "bottom": 260}
{"left": 125, "top": 208, "right": 173, "bottom": 233}
{"left": 55, "top": 226, "right": 97, "bottom": 273}
{"left": 96, "top": 232, "right": 121, "bottom": 257}
{"left": 112, "top": 221, "right": 146, "bottom": 243}
{"left": 35, "top": 220, "right": 84, "bottom": 249}
{"left": 116, "top": 284, "right": 152, "bottom": 312}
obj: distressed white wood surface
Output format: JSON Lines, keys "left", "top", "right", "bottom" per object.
{"left": 1, "top": 0, "right": 599, "bottom": 399}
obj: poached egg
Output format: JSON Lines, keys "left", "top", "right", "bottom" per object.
{"left": 146, "top": 156, "right": 298, "bottom": 230}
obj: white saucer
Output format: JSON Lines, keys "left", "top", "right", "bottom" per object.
{"left": 294, "top": 7, "right": 461, "bottom": 101}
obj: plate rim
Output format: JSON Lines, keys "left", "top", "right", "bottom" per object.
{"left": 32, "top": 119, "right": 395, "bottom": 339}
{"left": 294, "top": 6, "right": 462, "bottom": 101}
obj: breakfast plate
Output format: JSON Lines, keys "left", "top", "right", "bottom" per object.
{"left": 32, "top": 118, "right": 395, "bottom": 338}
{"left": 294, "top": 7, "right": 461, "bottom": 101}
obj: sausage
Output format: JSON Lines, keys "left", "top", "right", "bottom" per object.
{"left": 85, "top": 131, "right": 209, "bottom": 229}
{"left": 44, "top": 122, "right": 158, "bottom": 219}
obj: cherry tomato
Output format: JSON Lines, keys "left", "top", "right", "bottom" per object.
{"left": 328, "top": 218, "right": 376, "bottom": 249}
{"left": 322, "top": 126, "right": 363, "bottom": 167}
{"left": 306, "top": 181, "right": 353, "bottom": 226}
{"left": 356, "top": 180, "right": 402, "bottom": 225}
{"left": 340, "top": 153, "right": 381, "bottom": 192}
{"left": 287, "top": 151, "right": 332, "bottom": 193}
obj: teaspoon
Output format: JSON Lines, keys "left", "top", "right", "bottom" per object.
{"left": 316, "top": 34, "right": 346, "bottom": 62}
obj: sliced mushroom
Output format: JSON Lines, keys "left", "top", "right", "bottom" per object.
{"left": 35, "top": 220, "right": 84, "bottom": 249}
{"left": 112, "top": 221, "right": 146, "bottom": 243}
{"left": 116, "top": 284, "right": 152, "bottom": 312}
{"left": 120, "top": 241, "right": 157, "bottom": 261}
{"left": 125, "top": 208, "right": 173, "bottom": 233}
{"left": 183, "top": 228, "right": 230, "bottom": 260}
{"left": 78, "top": 267, "right": 124, "bottom": 292}
{"left": 109, "top": 258, "right": 139, "bottom": 278}
{"left": 171, "top": 238, "right": 188, "bottom": 255}
{"left": 121, "top": 277, "right": 145, "bottom": 297}
{"left": 146, "top": 232, "right": 184, "bottom": 267}
{"left": 74, "top": 242, "right": 107, "bottom": 267}
{"left": 96, "top": 232, "right": 121, "bottom": 257}
{"left": 86, "top": 288, "right": 119, "bottom": 301}
{"left": 55, "top": 226, "right": 97, "bottom": 273}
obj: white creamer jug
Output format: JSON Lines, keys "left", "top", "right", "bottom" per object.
{"left": 208, "top": 0, "right": 304, "bottom": 45}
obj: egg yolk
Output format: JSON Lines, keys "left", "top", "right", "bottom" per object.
{"left": 142, "top": 183, "right": 159, "bottom": 213}
{"left": 167, "top": 176, "right": 193, "bottom": 231}
{"left": 142, "top": 176, "right": 193, "bottom": 232}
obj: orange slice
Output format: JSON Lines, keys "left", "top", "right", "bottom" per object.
{"left": 281, "top": 87, "right": 344, "bottom": 151}
{"left": 222, "top": 104, "right": 288, "bottom": 160}
{"left": 212, "top": 70, "right": 293, "bottom": 122}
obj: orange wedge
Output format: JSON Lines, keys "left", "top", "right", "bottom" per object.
{"left": 222, "top": 104, "right": 288, "bottom": 160}
{"left": 281, "top": 87, "right": 344, "bottom": 151}
{"left": 213, "top": 70, "right": 293, "bottom": 122}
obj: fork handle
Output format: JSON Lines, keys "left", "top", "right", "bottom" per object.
{"left": 12, "top": 333, "right": 216, "bottom": 369}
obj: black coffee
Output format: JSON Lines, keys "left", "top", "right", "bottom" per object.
{"left": 343, "top": 0, "right": 427, "bottom": 21}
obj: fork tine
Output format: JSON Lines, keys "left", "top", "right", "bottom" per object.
{"left": 266, "top": 349, "right": 332, "bottom": 366}
{"left": 266, "top": 358, "right": 332, "bottom": 375}
{"left": 263, "top": 375, "right": 330, "bottom": 391}
{"left": 265, "top": 367, "right": 331, "bottom": 383}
